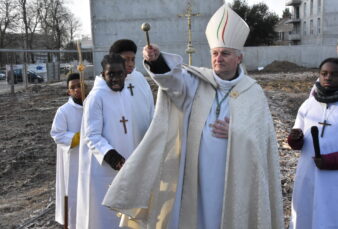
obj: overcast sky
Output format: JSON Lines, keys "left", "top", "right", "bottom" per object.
{"left": 68, "top": 0, "right": 287, "bottom": 37}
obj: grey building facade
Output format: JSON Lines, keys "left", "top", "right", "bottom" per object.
{"left": 286, "top": 0, "right": 338, "bottom": 45}
{"left": 89, "top": 0, "right": 223, "bottom": 74}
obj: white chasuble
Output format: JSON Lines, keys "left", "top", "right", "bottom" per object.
{"left": 76, "top": 75, "right": 135, "bottom": 229}
{"left": 50, "top": 97, "right": 83, "bottom": 228}
{"left": 102, "top": 52, "right": 284, "bottom": 229}
{"left": 290, "top": 98, "right": 338, "bottom": 229}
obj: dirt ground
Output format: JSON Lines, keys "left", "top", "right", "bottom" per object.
{"left": 0, "top": 69, "right": 318, "bottom": 228}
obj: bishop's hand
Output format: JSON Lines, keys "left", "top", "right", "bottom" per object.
{"left": 210, "top": 117, "right": 230, "bottom": 139}
{"left": 143, "top": 44, "right": 160, "bottom": 62}
{"left": 104, "top": 149, "right": 125, "bottom": 171}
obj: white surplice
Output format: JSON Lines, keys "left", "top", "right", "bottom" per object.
{"left": 290, "top": 98, "right": 338, "bottom": 229}
{"left": 76, "top": 74, "right": 151, "bottom": 229}
{"left": 50, "top": 97, "right": 83, "bottom": 228}
{"left": 125, "top": 69, "right": 154, "bottom": 144}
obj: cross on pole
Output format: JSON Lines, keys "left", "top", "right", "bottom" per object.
{"left": 318, "top": 120, "right": 331, "bottom": 137}
{"left": 128, "top": 83, "right": 135, "bottom": 96}
{"left": 178, "top": 2, "right": 200, "bottom": 65}
{"left": 76, "top": 41, "right": 86, "bottom": 102}
{"left": 120, "top": 116, "right": 128, "bottom": 134}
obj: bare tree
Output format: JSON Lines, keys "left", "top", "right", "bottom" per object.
{"left": 0, "top": 0, "right": 20, "bottom": 48}
{"left": 67, "top": 14, "right": 81, "bottom": 42}
{"left": 18, "top": 0, "right": 43, "bottom": 62}
{"left": 39, "top": 0, "right": 75, "bottom": 61}
{"left": 0, "top": 0, "right": 19, "bottom": 66}
{"left": 1, "top": 0, "right": 81, "bottom": 64}
{"left": 44, "top": 0, "right": 69, "bottom": 47}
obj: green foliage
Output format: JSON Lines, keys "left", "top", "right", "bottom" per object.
{"left": 231, "top": 0, "right": 279, "bottom": 46}
{"left": 282, "top": 8, "right": 292, "bottom": 19}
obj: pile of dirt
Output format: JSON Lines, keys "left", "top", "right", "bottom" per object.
{"left": 262, "top": 60, "right": 312, "bottom": 73}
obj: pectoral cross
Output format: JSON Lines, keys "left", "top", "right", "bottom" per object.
{"left": 127, "top": 83, "right": 135, "bottom": 96}
{"left": 120, "top": 116, "right": 128, "bottom": 134}
{"left": 318, "top": 120, "right": 331, "bottom": 137}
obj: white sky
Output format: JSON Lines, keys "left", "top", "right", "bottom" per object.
{"left": 68, "top": 0, "right": 287, "bottom": 37}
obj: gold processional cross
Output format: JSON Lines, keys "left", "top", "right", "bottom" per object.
{"left": 178, "top": 2, "right": 200, "bottom": 66}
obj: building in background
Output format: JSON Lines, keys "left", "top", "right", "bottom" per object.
{"left": 89, "top": 0, "right": 336, "bottom": 71}
{"left": 286, "top": 0, "right": 338, "bottom": 45}
{"left": 89, "top": 0, "right": 223, "bottom": 74}
{"left": 274, "top": 17, "right": 294, "bottom": 45}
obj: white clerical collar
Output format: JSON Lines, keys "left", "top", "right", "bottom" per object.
{"left": 213, "top": 67, "right": 244, "bottom": 92}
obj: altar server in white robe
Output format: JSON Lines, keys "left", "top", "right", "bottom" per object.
{"left": 76, "top": 54, "right": 137, "bottom": 229}
{"left": 103, "top": 4, "right": 284, "bottom": 229}
{"left": 109, "top": 39, "right": 154, "bottom": 143}
{"left": 288, "top": 57, "right": 338, "bottom": 229}
{"left": 50, "top": 73, "right": 83, "bottom": 228}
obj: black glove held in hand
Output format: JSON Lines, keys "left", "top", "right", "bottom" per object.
{"left": 287, "top": 128, "right": 304, "bottom": 150}
{"left": 104, "top": 149, "right": 125, "bottom": 171}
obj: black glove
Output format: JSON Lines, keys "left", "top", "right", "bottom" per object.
{"left": 287, "top": 128, "right": 304, "bottom": 150}
{"left": 145, "top": 54, "right": 170, "bottom": 74}
{"left": 104, "top": 149, "right": 125, "bottom": 171}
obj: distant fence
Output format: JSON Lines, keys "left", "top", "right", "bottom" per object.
{"left": 0, "top": 49, "right": 94, "bottom": 94}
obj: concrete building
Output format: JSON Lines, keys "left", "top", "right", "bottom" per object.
{"left": 286, "top": 0, "right": 338, "bottom": 45}
{"left": 89, "top": 0, "right": 223, "bottom": 74}
{"left": 274, "top": 18, "right": 294, "bottom": 45}
{"left": 89, "top": 0, "right": 337, "bottom": 72}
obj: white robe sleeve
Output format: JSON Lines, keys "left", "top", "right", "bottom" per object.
{"left": 144, "top": 52, "right": 198, "bottom": 111}
{"left": 293, "top": 100, "right": 308, "bottom": 131}
{"left": 83, "top": 94, "right": 114, "bottom": 165}
{"left": 50, "top": 107, "right": 76, "bottom": 146}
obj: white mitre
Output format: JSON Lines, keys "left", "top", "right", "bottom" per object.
{"left": 206, "top": 3, "right": 250, "bottom": 50}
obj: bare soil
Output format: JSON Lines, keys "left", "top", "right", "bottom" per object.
{"left": 0, "top": 71, "right": 318, "bottom": 228}
{"left": 259, "top": 60, "right": 312, "bottom": 73}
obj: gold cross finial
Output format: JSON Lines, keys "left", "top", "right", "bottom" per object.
{"left": 76, "top": 41, "right": 86, "bottom": 102}
{"left": 178, "top": 2, "right": 201, "bottom": 65}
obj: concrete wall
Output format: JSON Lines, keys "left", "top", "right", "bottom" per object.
{"left": 243, "top": 44, "right": 337, "bottom": 70}
{"left": 90, "top": 0, "right": 222, "bottom": 75}
{"left": 322, "top": 0, "right": 338, "bottom": 45}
